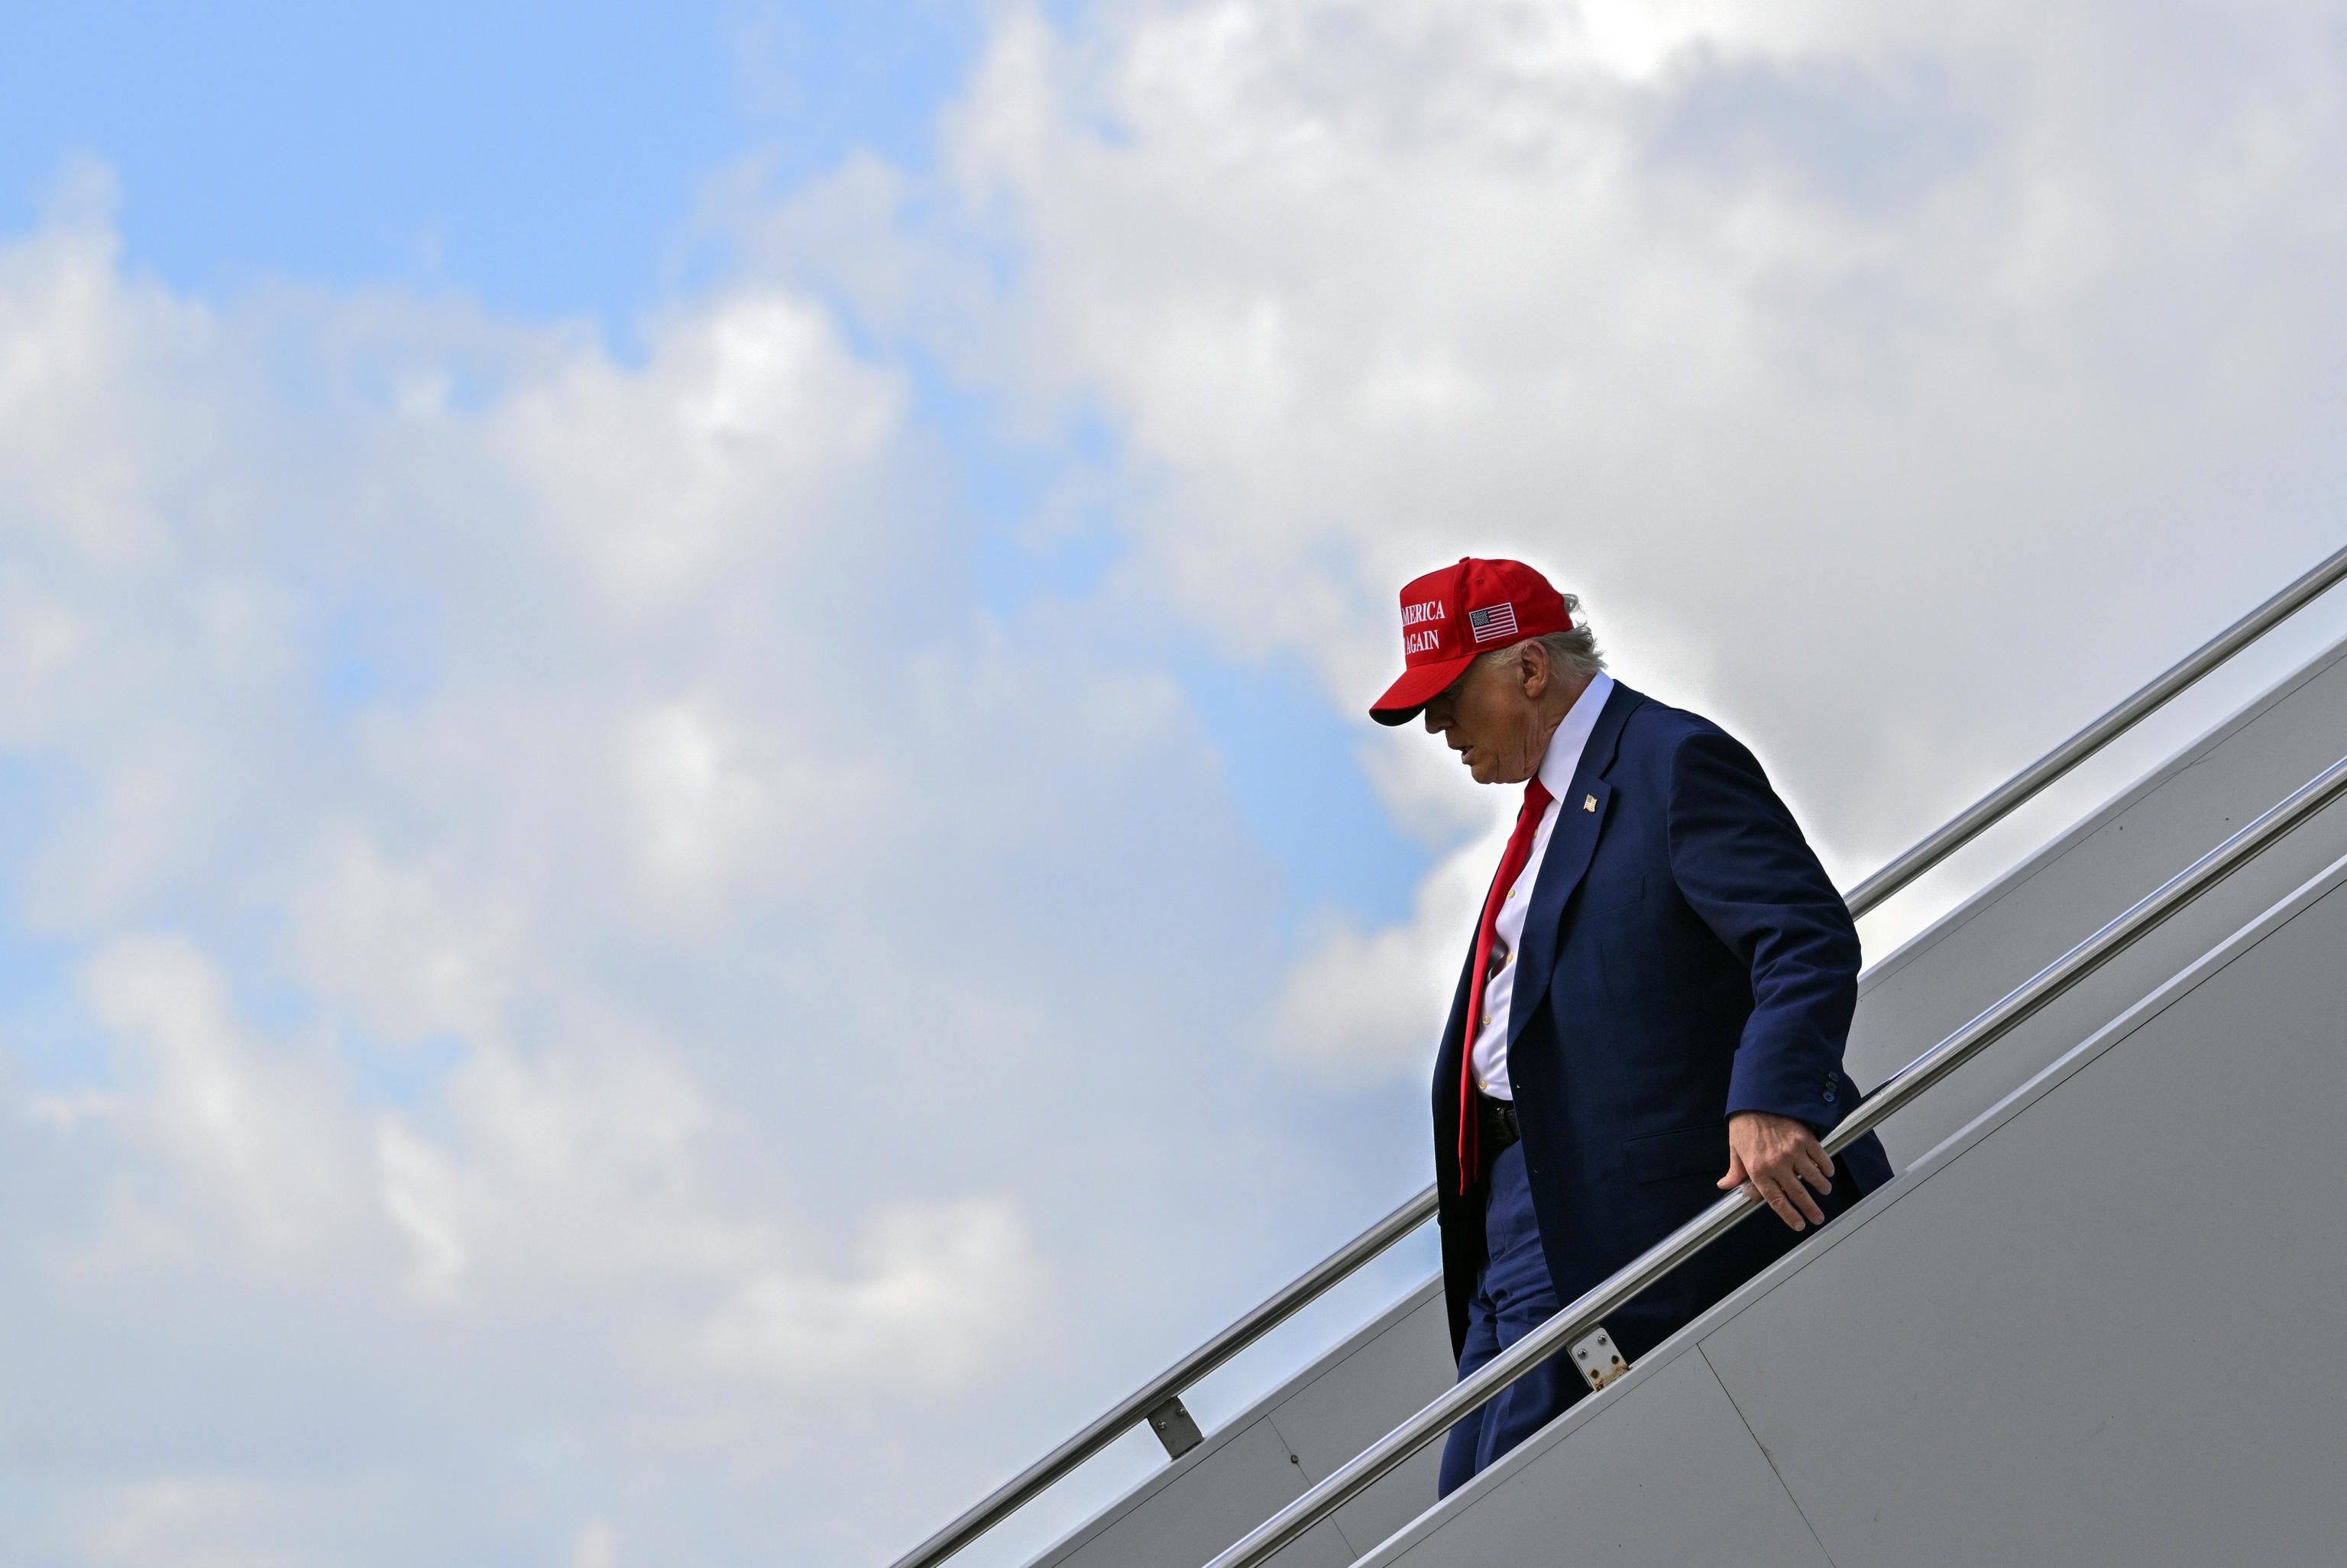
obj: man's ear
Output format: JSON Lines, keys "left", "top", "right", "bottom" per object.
{"left": 1517, "top": 640, "right": 1549, "bottom": 699}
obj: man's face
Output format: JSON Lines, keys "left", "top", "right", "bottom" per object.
{"left": 1422, "top": 648, "right": 1550, "bottom": 785}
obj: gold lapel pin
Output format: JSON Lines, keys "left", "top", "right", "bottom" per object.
{"left": 1583, "top": 794, "right": 1598, "bottom": 812}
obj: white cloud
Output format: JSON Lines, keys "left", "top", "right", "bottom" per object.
{"left": 0, "top": 115, "right": 1291, "bottom": 1566}
{"left": 698, "top": 1197, "right": 1044, "bottom": 1394}
{"left": 617, "top": 699, "right": 803, "bottom": 911}
{"left": 775, "top": 0, "right": 2347, "bottom": 876}
{"left": 570, "top": 1520, "right": 621, "bottom": 1568}
{"left": 0, "top": 163, "right": 217, "bottom": 571}
{"left": 53, "top": 929, "right": 1054, "bottom": 1398}
{"left": 70, "top": 1474, "right": 387, "bottom": 1568}
{"left": 375, "top": 1117, "right": 471, "bottom": 1303}
{"left": 494, "top": 292, "right": 902, "bottom": 614}
{"left": 76, "top": 935, "right": 361, "bottom": 1262}
{"left": 284, "top": 830, "right": 523, "bottom": 1047}
{"left": 1271, "top": 826, "right": 1497, "bottom": 1075}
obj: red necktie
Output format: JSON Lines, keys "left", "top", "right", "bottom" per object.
{"left": 1457, "top": 774, "right": 1554, "bottom": 1192}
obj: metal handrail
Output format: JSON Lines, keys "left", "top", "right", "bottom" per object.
{"left": 885, "top": 540, "right": 2347, "bottom": 1568}
{"left": 885, "top": 1185, "right": 1436, "bottom": 1568}
{"left": 1841, "top": 540, "right": 2347, "bottom": 917}
{"left": 1206, "top": 749, "right": 2347, "bottom": 1568}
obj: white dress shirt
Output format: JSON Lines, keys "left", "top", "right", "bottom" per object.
{"left": 1469, "top": 670, "right": 1615, "bottom": 1101}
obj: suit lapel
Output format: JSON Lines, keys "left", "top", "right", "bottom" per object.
{"left": 1508, "top": 682, "right": 1641, "bottom": 1052}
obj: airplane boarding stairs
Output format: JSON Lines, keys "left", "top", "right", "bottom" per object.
{"left": 892, "top": 549, "right": 2347, "bottom": 1568}
{"left": 1352, "top": 755, "right": 2347, "bottom": 1566}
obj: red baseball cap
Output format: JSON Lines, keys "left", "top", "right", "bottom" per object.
{"left": 1368, "top": 558, "right": 1573, "bottom": 725}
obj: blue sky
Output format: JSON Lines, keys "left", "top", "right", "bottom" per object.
{"left": 2, "top": 2, "right": 976, "bottom": 329}
{"left": 5, "top": 5, "right": 2347, "bottom": 1566}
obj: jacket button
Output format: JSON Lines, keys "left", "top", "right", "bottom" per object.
{"left": 1822, "top": 1086, "right": 1837, "bottom": 1103}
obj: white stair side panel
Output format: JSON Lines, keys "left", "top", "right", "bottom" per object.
{"left": 1363, "top": 849, "right": 2347, "bottom": 1568}
{"left": 1704, "top": 858, "right": 2347, "bottom": 1566}
{"left": 1368, "top": 1349, "right": 1834, "bottom": 1568}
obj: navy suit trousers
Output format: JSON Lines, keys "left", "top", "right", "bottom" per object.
{"left": 1436, "top": 1142, "right": 1582, "bottom": 1496}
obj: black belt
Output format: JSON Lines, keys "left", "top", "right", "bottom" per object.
{"left": 1476, "top": 1092, "right": 1522, "bottom": 1153}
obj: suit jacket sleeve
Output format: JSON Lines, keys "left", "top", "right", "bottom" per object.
{"left": 1664, "top": 724, "right": 1860, "bottom": 1132}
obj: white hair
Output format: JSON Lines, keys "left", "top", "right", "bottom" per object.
{"left": 1475, "top": 593, "right": 1605, "bottom": 680}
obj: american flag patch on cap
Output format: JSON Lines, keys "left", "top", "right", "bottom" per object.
{"left": 1468, "top": 603, "right": 1519, "bottom": 644}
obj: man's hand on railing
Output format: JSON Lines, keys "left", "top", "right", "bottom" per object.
{"left": 1720, "top": 1111, "right": 1835, "bottom": 1231}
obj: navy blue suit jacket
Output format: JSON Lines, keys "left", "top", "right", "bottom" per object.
{"left": 1432, "top": 680, "right": 1894, "bottom": 1360}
